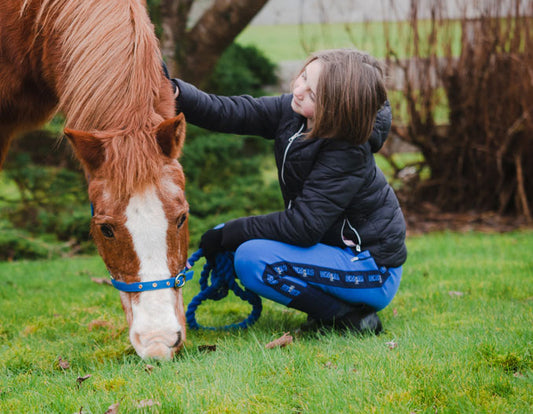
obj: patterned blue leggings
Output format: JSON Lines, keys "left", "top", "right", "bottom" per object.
{"left": 234, "top": 239, "right": 402, "bottom": 319}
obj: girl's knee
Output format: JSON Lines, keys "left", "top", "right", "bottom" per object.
{"left": 234, "top": 240, "right": 270, "bottom": 290}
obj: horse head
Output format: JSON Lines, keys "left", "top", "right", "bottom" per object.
{"left": 64, "top": 114, "right": 189, "bottom": 360}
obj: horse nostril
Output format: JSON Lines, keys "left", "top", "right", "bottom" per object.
{"left": 172, "top": 331, "right": 182, "bottom": 348}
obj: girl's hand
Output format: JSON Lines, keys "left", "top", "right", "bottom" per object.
{"left": 199, "top": 228, "right": 224, "bottom": 261}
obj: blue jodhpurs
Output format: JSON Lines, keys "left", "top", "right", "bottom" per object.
{"left": 234, "top": 239, "right": 402, "bottom": 319}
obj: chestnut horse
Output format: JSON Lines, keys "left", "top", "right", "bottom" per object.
{"left": 0, "top": 0, "right": 189, "bottom": 359}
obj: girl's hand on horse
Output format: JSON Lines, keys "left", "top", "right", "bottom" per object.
{"left": 200, "top": 228, "right": 224, "bottom": 261}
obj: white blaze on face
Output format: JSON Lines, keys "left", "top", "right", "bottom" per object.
{"left": 125, "top": 186, "right": 181, "bottom": 359}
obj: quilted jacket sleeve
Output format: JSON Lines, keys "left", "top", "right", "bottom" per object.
{"left": 174, "top": 79, "right": 284, "bottom": 139}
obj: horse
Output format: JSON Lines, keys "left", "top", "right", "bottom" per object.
{"left": 0, "top": 0, "right": 189, "bottom": 360}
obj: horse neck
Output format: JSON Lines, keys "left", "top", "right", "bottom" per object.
{"left": 34, "top": 0, "right": 173, "bottom": 132}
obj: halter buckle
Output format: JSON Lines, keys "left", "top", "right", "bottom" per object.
{"left": 174, "top": 273, "right": 186, "bottom": 288}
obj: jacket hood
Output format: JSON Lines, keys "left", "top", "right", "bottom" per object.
{"left": 368, "top": 101, "right": 392, "bottom": 153}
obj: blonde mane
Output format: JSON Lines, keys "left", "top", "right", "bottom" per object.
{"left": 25, "top": 0, "right": 175, "bottom": 197}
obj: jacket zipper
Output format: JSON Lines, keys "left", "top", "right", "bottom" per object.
{"left": 281, "top": 124, "right": 305, "bottom": 186}
{"left": 342, "top": 218, "right": 362, "bottom": 253}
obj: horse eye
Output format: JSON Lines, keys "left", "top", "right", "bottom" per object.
{"left": 177, "top": 214, "right": 186, "bottom": 229}
{"left": 100, "top": 224, "right": 115, "bottom": 238}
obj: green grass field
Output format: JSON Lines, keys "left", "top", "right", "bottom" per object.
{"left": 1, "top": 231, "right": 531, "bottom": 413}
{"left": 237, "top": 20, "right": 462, "bottom": 63}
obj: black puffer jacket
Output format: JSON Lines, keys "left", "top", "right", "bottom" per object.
{"left": 175, "top": 80, "right": 407, "bottom": 268}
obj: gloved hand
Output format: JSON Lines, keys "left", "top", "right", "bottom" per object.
{"left": 199, "top": 227, "right": 224, "bottom": 261}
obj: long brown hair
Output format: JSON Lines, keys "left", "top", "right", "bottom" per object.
{"left": 299, "top": 49, "right": 388, "bottom": 146}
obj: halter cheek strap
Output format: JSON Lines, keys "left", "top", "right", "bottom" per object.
{"left": 110, "top": 268, "right": 194, "bottom": 293}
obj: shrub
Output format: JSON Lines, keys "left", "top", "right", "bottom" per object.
{"left": 0, "top": 223, "right": 59, "bottom": 261}
{"left": 1, "top": 129, "right": 92, "bottom": 258}
{"left": 181, "top": 128, "right": 283, "bottom": 246}
{"left": 385, "top": 0, "right": 532, "bottom": 219}
{"left": 204, "top": 43, "right": 278, "bottom": 96}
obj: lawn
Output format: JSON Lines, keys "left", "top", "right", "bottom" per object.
{"left": 237, "top": 20, "right": 462, "bottom": 63}
{"left": 0, "top": 231, "right": 531, "bottom": 413}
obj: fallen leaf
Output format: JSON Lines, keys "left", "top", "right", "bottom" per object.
{"left": 265, "top": 332, "right": 293, "bottom": 349}
{"left": 91, "top": 277, "right": 112, "bottom": 286}
{"left": 198, "top": 344, "right": 217, "bottom": 353}
{"left": 448, "top": 291, "right": 465, "bottom": 297}
{"left": 136, "top": 399, "right": 161, "bottom": 408}
{"left": 323, "top": 361, "right": 337, "bottom": 369}
{"left": 58, "top": 356, "right": 70, "bottom": 370}
{"left": 386, "top": 341, "right": 398, "bottom": 350}
{"left": 76, "top": 374, "right": 91, "bottom": 387}
{"left": 393, "top": 308, "right": 398, "bottom": 317}
{"left": 88, "top": 320, "right": 113, "bottom": 331}
{"left": 145, "top": 364, "right": 154, "bottom": 373}
{"left": 104, "top": 403, "right": 119, "bottom": 414}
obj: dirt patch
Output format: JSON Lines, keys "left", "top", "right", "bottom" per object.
{"left": 404, "top": 202, "right": 532, "bottom": 236}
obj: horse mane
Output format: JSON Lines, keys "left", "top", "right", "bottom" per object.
{"left": 25, "top": 0, "right": 175, "bottom": 198}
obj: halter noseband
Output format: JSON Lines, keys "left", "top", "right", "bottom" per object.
{"left": 110, "top": 266, "right": 194, "bottom": 293}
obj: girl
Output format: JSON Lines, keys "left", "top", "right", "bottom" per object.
{"left": 172, "top": 49, "right": 407, "bottom": 334}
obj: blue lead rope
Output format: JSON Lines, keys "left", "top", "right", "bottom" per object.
{"left": 185, "top": 249, "right": 262, "bottom": 330}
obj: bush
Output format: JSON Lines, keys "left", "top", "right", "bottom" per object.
{"left": 181, "top": 128, "right": 283, "bottom": 246}
{"left": 3, "top": 161, "right": 89, "bottom": 238}
{"left": 204, "top": 43, "right": 278, "bottom": 96}
{"left": 1, "top": 129, "right": 93, "bottom": 259}
{"left": 386, "top": 0, "right": 532, "bottom": 219}
{"left": 0, "top": 223, "right": 68, "bottom": 261}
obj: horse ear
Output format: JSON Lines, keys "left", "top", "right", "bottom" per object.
{"left": 64, "top": 129, "right": 105, "bottom": 172}
{"left": 156, "top": 114, "right": 186, "bottom": 159}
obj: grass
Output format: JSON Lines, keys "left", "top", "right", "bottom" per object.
{"left": 237, "top": 20, "right": 463, "bottom": 63}
{"left": 0, "top": 231, "right": 532, "bottom": 413}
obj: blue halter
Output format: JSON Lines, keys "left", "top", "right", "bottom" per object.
{"left": 110, "top": 267, "right": 194, "bottom": 293}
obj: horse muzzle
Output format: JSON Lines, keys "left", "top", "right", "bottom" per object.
{"left": 132, "top": 329, "right": 183, "bottom": 360}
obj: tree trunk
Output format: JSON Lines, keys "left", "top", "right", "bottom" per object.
{"left": 160, "top": 0, "right": 269, "bottom": 86}
{"left": 159, "top": 0, "right": 193, "bottom": 76}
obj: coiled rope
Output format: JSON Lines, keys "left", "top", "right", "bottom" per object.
{"left": 185, "top": 249, "right": 262, "bottom": 330}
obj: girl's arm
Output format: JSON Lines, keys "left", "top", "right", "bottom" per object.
{"left": 174, "top": 79, "right": 285, "bottom": 138}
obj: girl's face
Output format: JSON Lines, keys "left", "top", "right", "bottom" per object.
{"left": 291, "top": 60, "right": 322, "bottom": 127}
